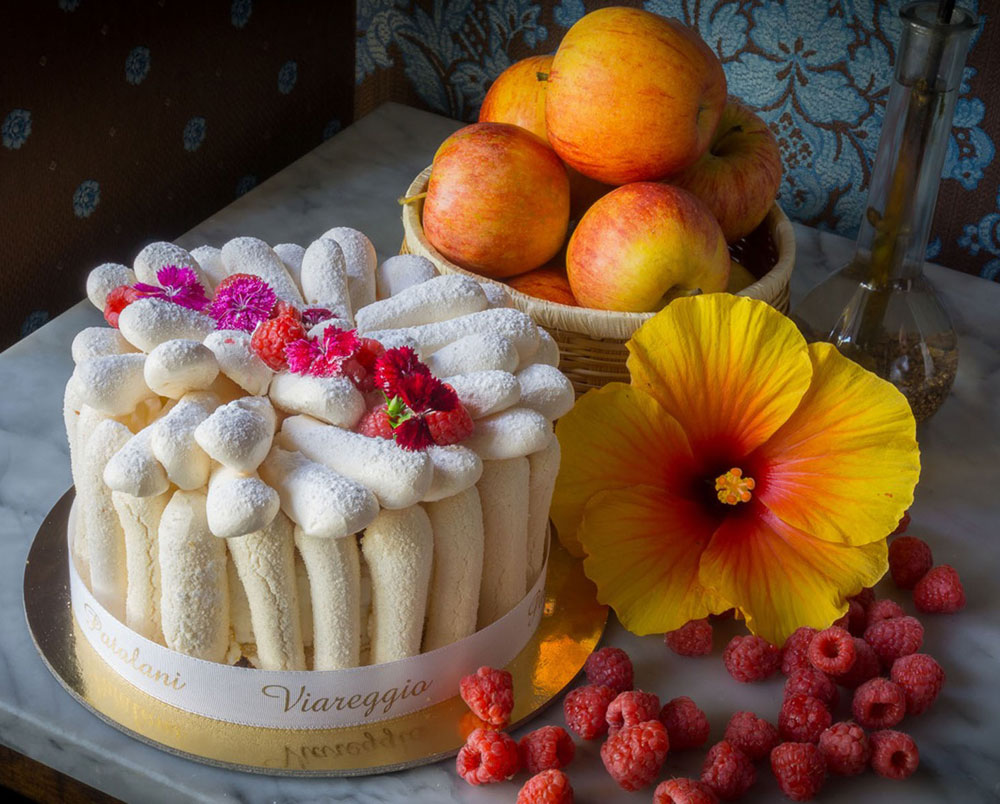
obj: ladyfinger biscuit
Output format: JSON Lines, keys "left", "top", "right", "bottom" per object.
{"left": 294, "top": 526, "right": 362, "bottom": 669}
{"left": 112, "top": 489, "right": 169, "bottom": 642}
{"left": 476, "top": 457, "right": 530, "bottom": 628}
{"left": 360, "top": 506, "right": 434, "bottom": 664}
{"left": 423, "top": 487, "right": 484, "bottom": 650}
{"left": 228, "top": 512, "right": 306, "bottom": 670}
{"left": 526, "top": 434, "right": 560, "bottom": 589}
{"left": 158, "top": 489, "right": 230, "bottom": 661}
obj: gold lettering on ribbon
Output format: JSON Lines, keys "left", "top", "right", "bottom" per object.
{"left": 82, "top": 603, "right": 186, "bottom": 691}
{"left": 270, "top": 725, "right": 428, "bottom": 769}
{"left": 261, "top": 678, "right": 433, "bottom": 720}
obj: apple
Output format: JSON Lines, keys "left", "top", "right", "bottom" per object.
{"left": 546, "top": 7, "right": 727, "bottom": 185}
{"left": 566, "top": 183, "right": 730, "bottom": 312}
{"left": 479, "top": 55, "right": 552, "bottom": 141}
{"left": 479, "top": 55, "right": 613, "bottom": 219}
{"left": 727, "top": 260, "right": 757, "bottom": 293}
{"left": 423, "top": 122, "right": 570, "bottom": 278}
{"left": 669, "top": 101, "right": 783, "bottom": 242}
{"left": 507, "top": 266, "right": 579, "bottom": 306}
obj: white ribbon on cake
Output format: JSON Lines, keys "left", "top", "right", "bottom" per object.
{"left": 68, "top": 516, "right": 547, "bottom": 730}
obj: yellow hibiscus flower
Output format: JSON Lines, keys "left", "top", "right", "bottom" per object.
{"left": 552, "top": 294, "right": 920, "bottom": 645}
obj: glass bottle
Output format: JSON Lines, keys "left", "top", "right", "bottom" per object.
{"left": 791, "top": 2, "right": 977, "bottom": 422}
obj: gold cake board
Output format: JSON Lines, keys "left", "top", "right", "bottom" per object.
{"left": 23, "top": 489, "right": 608, "bottom": 776}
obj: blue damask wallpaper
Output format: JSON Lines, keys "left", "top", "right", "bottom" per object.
{"left": 354, "top": 0, "right": 998, "bottom": 281}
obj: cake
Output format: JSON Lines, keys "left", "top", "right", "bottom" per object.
{"left": 65, "top": 230, "right": 574, "bottom": 671}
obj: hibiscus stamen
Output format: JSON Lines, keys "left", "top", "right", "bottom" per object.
{"left": 716, "top": 467, "right": 755, "bottom": 505}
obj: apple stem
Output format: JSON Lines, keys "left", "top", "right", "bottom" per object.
{"left": 398, "top": 191, "right": 428, "bottom": 206}
{"left": 536, "top": 72, "right": 549, "bottom": 82}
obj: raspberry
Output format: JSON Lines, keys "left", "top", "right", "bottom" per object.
{"left": 784, "top": 668, "right": 839, "bottom": 709}
{"left": 459, "top": 666, "right": 514, "bottom": 728}
{"left": 425, "top": 402, "right": 474, "bottom": 446}
{"left": 851, "top": 678, "right": 906, "bottom": 729}
{"left": 600, "top": 719, "right": 669, "bottom": 791}
{"left": 889, "top": 536, "right": 933, "bottom": 589}
{"left": 818, "top": 721, "right": 870, "bottom": 776}
{"left": 891, "top": 511, "right": 911, "bottom": 535}
{"left": 519, "top": 726, "right": 575, "bottom": 775}
{"left": 843, "top": 599, "right": 867, "bottom": 636}
{"left": 584, "top": 646, "right": 633, "bottom": 693}
{"left": 455, "top": 727, "right": 520, "bottom": 785}
{"left": 664, "top": 618, "right": 713, "bottom": 656}
{"left": 723, "top": 635, "right": 781, "bottom": 683}
{"left": 723, "top": 711, "right": 779, "bottom": 762}
{"left": 769, "top": 742, "right": 825, "bottom": 801}
{"left": 807, "top": 627, "right": 856, "bottom": 675}
{"left": 869, "top": 729, "right": 919, "bottom": 780}
{"left": 269, "top": 299, "right": 300, "bottom": 320}
{"left": 250, "top": 314, "right": 307, "bottom": 370}
{"left": 830, "top": 638, "right": 881, "bottom": 689}
{"left": 517, "top": 769, "right": 574, "bottom": 804}
{"left": 863, "top": 616, "right": 924, "bottom": 667}
{"left": 890, "top": 653, "right": 945, "bottom": 715}
{"left": 356, "top": 404, "right": 392, "bottom": 439}
{"left": 778, "top": 694, "right": 831, "bottom": 743}
{"left": 781, "top": 627, "right": 818, "bottom": 676}
{"left": 606, "top": 690, "right": 660, "bottom": 736}
{"left": 563, "top": 684, "right": 616, "bottom": 740}
{"left": 104, "top": 284, "right": 140, "bottom": 328}
{"left": 700, "top": 741, "right": 756, "bottom": 801}
{"left": 849, "top": 587, "right": 876, "bottom": 611}
{"left": 654, "top": 777, "right": 719, "bottom": 803}
{"left": 913, "top": 564, "right": 966, "bottom": 613}
{"left": 865, "top": 599, "right": 905, "bottom": 629}
{"left": 659, "top": 696, "right": 710, "bottom": 751}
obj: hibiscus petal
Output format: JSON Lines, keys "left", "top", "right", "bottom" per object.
{"left": 579, "top": 485, "right": 724, "bottom": 635}
{"left": 627, "top": 295, "right": 813, "bottom": 457}
{"left": 753, "top": 342, "right": 919, "bottom": 546}
{"left": 552, "top": 383, "right": 695, "bottom": 557}
{"left": 699, "top": 505, "right": 888, "bottom": 646}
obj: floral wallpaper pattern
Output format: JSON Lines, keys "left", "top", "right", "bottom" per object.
{"left": 354, "top": 0, "right": 998, "bottom": 283}
{"left": 1, "top": 0, "right": 354, "bottom": 348}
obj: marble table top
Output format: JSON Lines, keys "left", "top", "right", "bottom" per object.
{"left": 2, "top": 102, "right": 998, "bottom": 803}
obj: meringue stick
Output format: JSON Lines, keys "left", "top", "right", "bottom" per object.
{"left": 268, "top": 372, "right": 365, "bottom": 429}
{"left": 158, "top": 489, "right": 230, "bottom": 661}
{"left": 117, "top": 298, "right": 216, "bottom": 353}
{"left": 322, "top": 226, "right": 377, "bottom": 310}
{"left": 228, "top": 512, "right": 306, "bottom": 670}
{"left": 361, "top": 506, "right": 434, "bottom": 664}
{"left": 73, "top": 353, "right": 155, "bottom": 416}
{"left": 526, "top": 434, "right": 560, "bottom": 589}
{"left": 477, "top": 457, "right": 531, "bottom": 628}
{"left": 375, "top": 254, "right": 437, "bottom": 300}
{"left": 464, "top": 407, "right": 553, "bottom": 461}
{"left": 423, "top": 487, "right": 484, "bottom": 651}
{"left": 517, "top": 363, "right": 575, "bottom": 421}
{"left": 112, "top": 489, "right": 169, "bottom": 642}
{"left": 221, "top": 236, "right": 304, "bottom": 306}
{"left": 71, "top": 327, "right": 137, "bottom": 363}
{"left": 280, "top": 415, "right": 432, "bottom": 508}
{"left": 443, "top": 370, "right": 520, "bottom": 419}
{"left": 531, "top": 327, "right": 561, "bottom": 369}
{"left": 150, "top": 392, "right": 219, "bottom": 490}
{"left": 80, "top": 418, "right": 132, "bottom": 620}
{"left": 273, "top": 243, "right": 306, "bottom": 292}
{"left": 423, "top": 444, "right": 483, "bottom": 502}
{"left": 86, "top": 262, "right": 136, "bottom": 310}
{"left": 189, "top": 245, "right": 226, "bottom": 289}
{"left": 479, "top": 281, "right": 514, "bottom": 309}
{"left": 294, "top": 526, "right": 361, "bottom": 670}
{"left": 355, "top": 274, "right": 487, "bottom": 332}
{"left": 366, "top": 308, "right": 541, "bottom": 363}
{"left": 103, "top": 426, "right": 170, "bottom": 498}
{"left": 424, "top": 332, "right": 519, "bottom": 377}
{"left": 259, "top": 446, "right": 378, "bottom": 538}
{"left": 134, "top": 241, "right": 211, "bottom": 290}
{"left": 206, "top": 463, "right": 280, "bottom": 539}
{"left": 300, "top": 238, "right": 353, "bottom": 322}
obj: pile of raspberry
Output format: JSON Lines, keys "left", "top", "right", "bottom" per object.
{"left": 452, "top": 514, "right": 964, "bottom": 801}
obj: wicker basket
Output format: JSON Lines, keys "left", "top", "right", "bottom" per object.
{"left": 400, "top": 165, "right": 796, "bottom": 394}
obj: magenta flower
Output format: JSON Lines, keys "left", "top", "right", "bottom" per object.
{"left": 133, "top": 265, "right": 210, "bottom": 311}
{"left": 209, "top": 275, "right": 277, "bottom": 332}
{"left": 286, "top": 338, "right": 322, "bottom": 374}
{"left": 301, "top": 307, "right": 335, "bottom": 328}
{"left": 285, "top": 326, "right": 362, "bottom": 377}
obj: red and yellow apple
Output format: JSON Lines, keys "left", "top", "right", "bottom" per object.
{"left": 507, "top": 265, "right": 579, "bottom": 306}
{"left": 669, "top": 101, "right": 783, "bottom": 242}
{"left": 546, "top": 7, "right": 727, "bottom": 185}
{"left": 479, "top": 55, "right": 613, "bottom": 219}
{"left": 566, "top": 182, "right": 730, "bottom": 312}
{"left": 423, "top": 122, "right": 570, "bottom": 278}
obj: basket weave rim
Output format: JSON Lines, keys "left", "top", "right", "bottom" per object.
{"left": 401, "top": 165, "right": 796, "bottom": 341}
